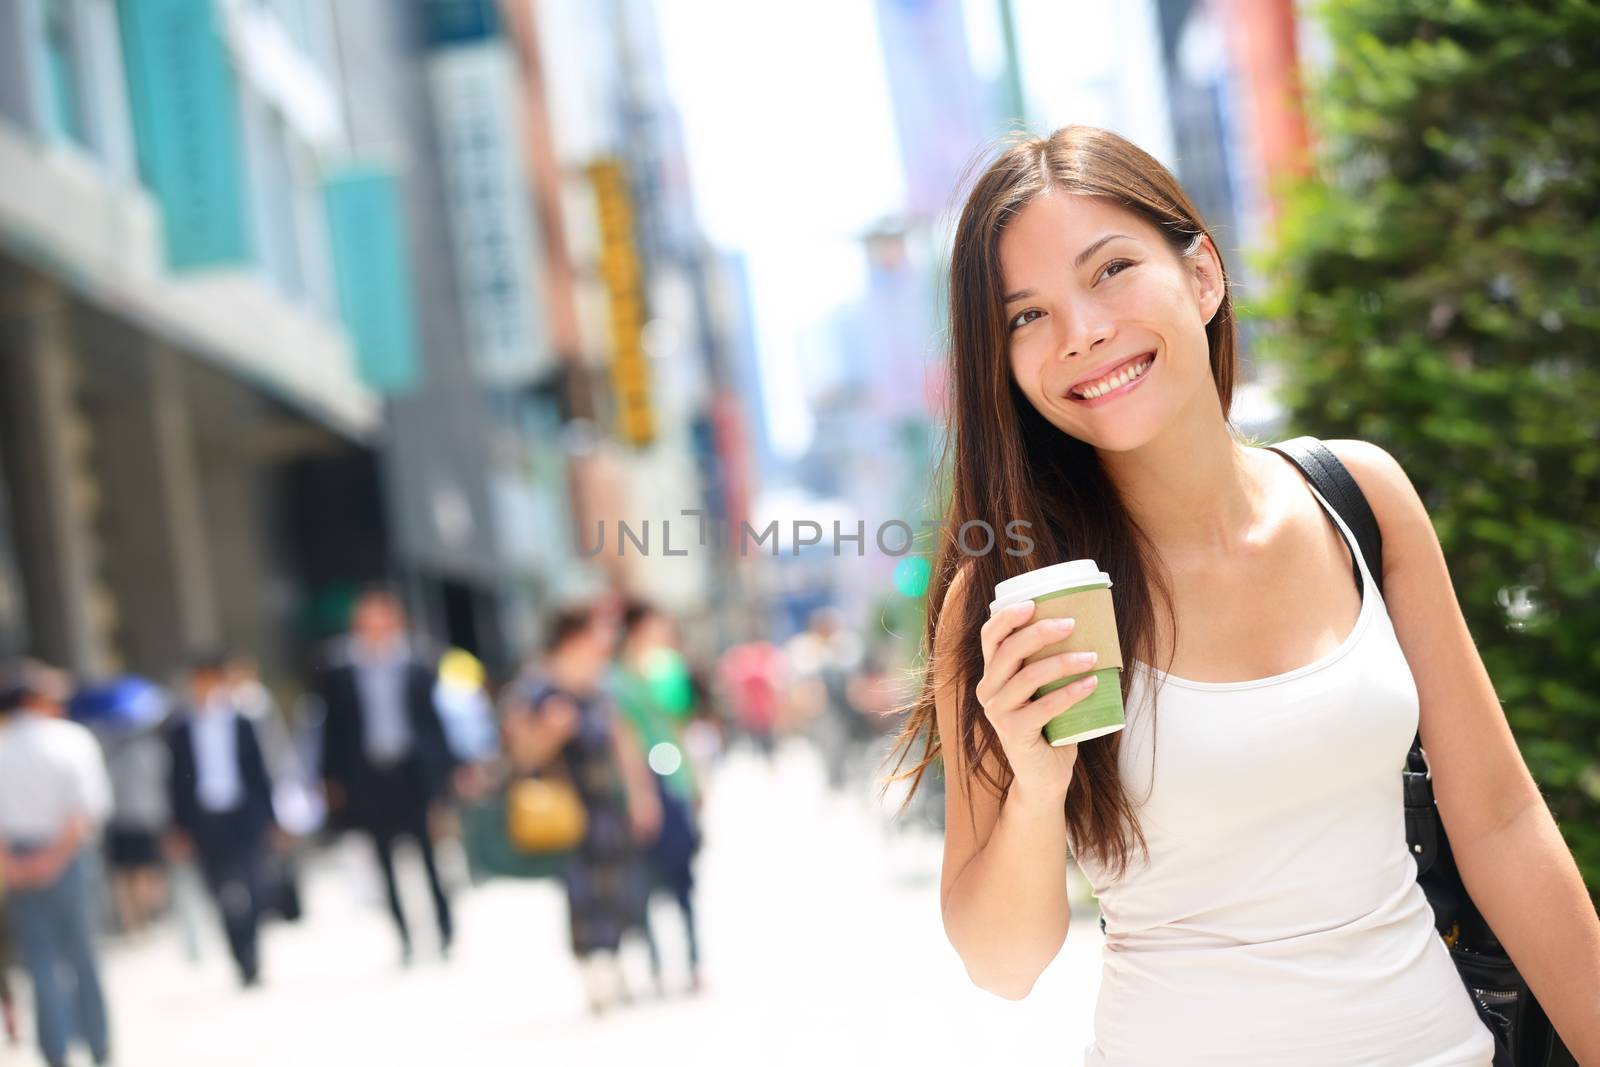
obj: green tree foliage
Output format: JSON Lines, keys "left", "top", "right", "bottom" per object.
{"left": 1257, "top": 0, "right": 1600, "bottom": 891}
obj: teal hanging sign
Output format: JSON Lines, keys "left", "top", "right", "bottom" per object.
{"left": 118, "top": 0, "right": 251, "bottom": 269}
{"left": 324, "top": 165, "right": 421, "bottom": 395}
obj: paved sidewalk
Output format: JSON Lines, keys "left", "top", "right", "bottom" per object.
{"left": 11, "top": 741, "right": 1104, "bottom": 1067}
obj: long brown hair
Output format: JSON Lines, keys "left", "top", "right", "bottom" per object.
{"left": 886, "top": 125, "right": 1241, "bottom": 878}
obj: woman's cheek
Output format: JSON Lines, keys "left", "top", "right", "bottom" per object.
{"left": 1007, "top": 344, "right": 1034, "bottom": 388}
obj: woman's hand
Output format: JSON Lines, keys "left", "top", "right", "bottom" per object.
{"left": 974, "top": 600, "right": 1100, "bottom": 809}
{"left": 503, "top": 694, "right": 580, "bottom": 774}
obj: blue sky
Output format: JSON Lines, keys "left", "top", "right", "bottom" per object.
{"left": 648, "top": 0, "right": 1175, "bottom": 460}
{"left": 651, "top": 0, "right": 908, "bottom": 459}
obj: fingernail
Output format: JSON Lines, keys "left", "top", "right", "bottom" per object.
{"left": 1048, "top": 617, "right": 1076, "bottom": 631}
{"left": 1076, "top": 674, "right": 1099, "bottom": 690}
{"left": 1071, "top": 651, "right": 1098, "bottom": 665}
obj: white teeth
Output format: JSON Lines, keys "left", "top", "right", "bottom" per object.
{"left": 1076, "top": 356, "right": 1152, "bottom": 400}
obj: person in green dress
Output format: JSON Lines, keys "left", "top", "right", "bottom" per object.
{"left": 610, "top": 600, "right": 704, "bottom": 994}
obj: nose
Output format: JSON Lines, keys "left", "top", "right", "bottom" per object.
{"left": 1057, "top": 310, "right": 1113, "bottom": 361}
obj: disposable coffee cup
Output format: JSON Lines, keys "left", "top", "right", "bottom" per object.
{"left": 989, "top": 560, "right": 1125, "bottom": 747}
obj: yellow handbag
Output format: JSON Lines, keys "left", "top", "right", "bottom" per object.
{"left": 505, "top": 774, "right": 587, "bottom": 854}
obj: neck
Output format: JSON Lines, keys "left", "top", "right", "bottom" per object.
{"left": 1098, "top": 403, "right": 1266, "bottom": 562}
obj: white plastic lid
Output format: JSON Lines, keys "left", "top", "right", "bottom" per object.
{"left": 989, "top": 560, "right": 1111, "bottom": 615}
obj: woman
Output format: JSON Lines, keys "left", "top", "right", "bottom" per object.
{"left": 611, "top": 599, "right": 705, "bottom": 994}
{"left": 503, "top": 606, "right": 662, "bottom": 1015}
{"left": 97, "top": 711, "right": 170, "bottom": 936}
{"left": 889, "top": 126, "right": 1599, "bottom": 1064}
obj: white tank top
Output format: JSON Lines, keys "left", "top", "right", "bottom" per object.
{"left": 1071, "top": 479, "right": 1495, "bottom": 1067}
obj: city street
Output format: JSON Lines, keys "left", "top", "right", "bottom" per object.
{"left": 2, "top": 0, "right": 1593, "bottom": 1063}
{"left": 59, "top": 742, "right": 1104, "bottom": 1067}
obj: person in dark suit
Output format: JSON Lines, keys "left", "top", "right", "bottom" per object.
{"left": 318, "top": 588, "right": 456, "bottom": 963}
{"left": 165, "top": 651, "right": 276, "bottom": 988}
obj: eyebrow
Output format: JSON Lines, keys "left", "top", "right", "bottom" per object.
{"left": 1003, "top": 233, "right": 1135, "bottom": 304}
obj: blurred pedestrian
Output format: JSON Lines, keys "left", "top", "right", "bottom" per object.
{"left": 225, "top": 653, "right": 296, "bottom": 783}
{"left": 223, "top": 652, "right": 306, "bottom": 926}
{"left": 0, "top": 658, "right": 114, "bottom": 1067}
{"left": 611, "top": 600, "right": 704, "bottom": 994}
{"left": 681, "top": 665, "right": 726, "bottom": 780}
{"left": 502, "top": 606, "right": 661, "bottom": 1015}
{"left": 317, "top": 587, "right": 457, "bottom": 964}
{"left": 716, "top": 638, "right": 787, "bottom": 766}
{"left": 164, "top": 651, "right": 277, "bottom": 988}
{"left": 427, "top": 648, "right": 497, "bottom": 893}
{"left": 0, "top": 878, "right": 19, "bottom": 1046}
{"left": 89, "top": 683, "right": 172, "bottom": 938}
{"left": 433, "top": 647, "right": 498, "bottom": 776}
{"left": 784, "top": 607, "right": 865, "bottom": 791}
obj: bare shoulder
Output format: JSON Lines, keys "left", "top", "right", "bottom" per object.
{"left": 1322, "top": 438, "right": 1436, "bottom": 572}
{"left": 931, "top": 560, "right": 978, "bottom": 685}
{"left": 1323, "top": 439, "right": 1429, "bottom": 522}
{"left": 1322, "top": 438, "right": 1406, "bottom": 489}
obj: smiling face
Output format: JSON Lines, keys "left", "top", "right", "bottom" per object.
{"left": 999, "top": 192, "right": 1225, "bottom": 453}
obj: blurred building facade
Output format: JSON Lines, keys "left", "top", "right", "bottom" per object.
{"left": 515, "top": 0, "right": 748, "bottom": 645}
{"left": 0, "top": 0, "right": 1322, "bottom": 687}
{"left": 328, "top": 0, "right": 591, "bottom": 676}
{"left": 0, "top": 0, "right": 386, "bottom": 686}
{"left": 0, "top": 0, "right": 671, "bottom": 687}
{"left": 1155, "top": 0, "right": 1312, "bottom": 440}
{"left": 787, "top": 0, "right": 981, "bottom": 635}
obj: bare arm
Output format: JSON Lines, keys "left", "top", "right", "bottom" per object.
{"left": 502, "top": 692, "right": 577, "bottom": 774}
{"left": 0, "top": 814, "right": 90, "bottom": 890}
{"left": 1454, "top": 807, "right": 1600, "bottom": 1060}
{"left": 1333, "top": 440, "right": 1600, "bottom": 1059}
{"left": 610, "top": 713, "right": 662, "bottom": 843}
{"left": 937, "top": 567, "right": 1099, "bottom": 999}
{"left": 609, "top": 714, "right": 653, "bottom": 804}
{"left": 938, "top": 723, "right": 1073, "bottom": 1000}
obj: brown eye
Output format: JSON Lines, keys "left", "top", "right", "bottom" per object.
{"left": 1008, "top": 308, "right": 1044, "bottom": 332}
{"left": 1100, "top": 259, "right": 1133, "bottom": 281}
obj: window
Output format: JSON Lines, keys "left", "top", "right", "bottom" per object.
{"left": 41, "top": 0, "right": 85, "bottom": 145}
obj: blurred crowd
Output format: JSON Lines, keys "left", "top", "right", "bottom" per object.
{"left": 0, "top": 589, "right": 917, "bottom": 1066}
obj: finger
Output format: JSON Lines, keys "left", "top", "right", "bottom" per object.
{"left": 975, "top": 603, "right": 1039, "bottom": 704}
{"left": 979, "top": 600, "right": 1035, "bottom": 665}
{"left": 1001, "top": 671, "right": 1103, "bottom": 735}
{"left": 989, "top": 651, "right": 1099, "bottom": 718}
{"left": 989, "top": 616, "right": 1078, "bottom": 696}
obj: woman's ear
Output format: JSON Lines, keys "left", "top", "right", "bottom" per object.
{"left": 1190, "top": 235, "right": 1226, "bottom": 325}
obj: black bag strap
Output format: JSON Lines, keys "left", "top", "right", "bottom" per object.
{"left": 1264, "top": 436, "right": 1383, "bottom": 601}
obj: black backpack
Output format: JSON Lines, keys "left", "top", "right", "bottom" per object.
{"left": 1268, "top": 436, "right": 1574, "bottom": 1067}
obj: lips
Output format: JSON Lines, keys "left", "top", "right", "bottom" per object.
{"left": 1066, "top": 351, "right": 1156, "bottom": 398}
{"left": 1068, "top": 350, "right": 1158, "bottom": 409}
